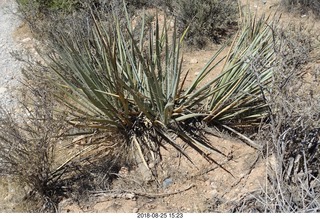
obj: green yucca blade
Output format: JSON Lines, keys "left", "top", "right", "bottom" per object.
{"left": 50, "top": 40, "right": 127, "bottom": 123}
{"left": 203, "top": 11, "right": 275, "bottom": 126}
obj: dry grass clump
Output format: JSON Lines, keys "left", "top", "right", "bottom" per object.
{"left": 0, "top": 58, "right": 131, "bottom": 212}
{"left": 0, "top": 82, "right": 68, "bottom": 212}
{"left": 230, "top": 20, "right": 320, "bottom": 213}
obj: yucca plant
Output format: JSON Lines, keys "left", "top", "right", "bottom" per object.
{"left": 203, "top": 12, "right": 276, "bottom": 129}
{"left": 45, "top": 0, "right": 278, "bottom": 172}
{"left": 46, "top": 3, "right": 226, "bottom": 171}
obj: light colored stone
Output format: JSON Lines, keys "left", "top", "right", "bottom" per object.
{"left": 210, "top": 189, "right": 218, "bottom": 196}
{"left": 124, "top": 193, "right": 136, "bottom": 200}
{"left": 170, "top": 21, "right": 175, "bottom": 28}
{"left": 21, "top": 37, "right": 31, "bottom": 43}
{"left": 0, "top": 87, "right": 7, "bottom": 94}
{"left": 148, "top": 162, "right": 155, "bottom": 169}
{"left": 190, "top": 58, "right": 198, "bottom": 64}
{"left": 163, "top": 178, "right": 173, "bottom": 189}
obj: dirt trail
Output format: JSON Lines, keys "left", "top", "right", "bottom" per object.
{"left": 0, "top": 0, "right": 29, "bottom": 212}
{"left": 0, "top": 0, "right": 23, "bottom": 110}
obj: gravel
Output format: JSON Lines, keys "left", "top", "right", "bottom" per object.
{"left": 0, "top": 0, "right": 23, "bottom": 110}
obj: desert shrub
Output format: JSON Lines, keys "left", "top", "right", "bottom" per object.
{"left": 266, "top": 22, "right": 318, "bottom": 165}
{"left": 16, "top": 0, "right": 238, "bottom": 49}
{"left": 44, "top": 9, "right": 223, "bottom": 172}
{"left": 281, "top": 0, "right": 320, "bottom": 17}
{"left": 233, "top": 175, "right": 320, "bottom": 212}
{"left": 0, "top": 83, "right": 68, "bottom": 212}
{"left": 203, "top": 13, "right": 276, "bottom": 131}
{"left": 12, "top": 2, "right": 282, "bottom": 209}
{"left": 0, "top": 57, "right": 131, "bottom": 211}
{"left": 4, "top": 3, "right": 291, "bottom": 212}
{"left": 15, "top": 0, "right": 165, "bottom": 22}
{"left": 15, "top": 0, "right": 167, "bottom": 46}
{"left": 16, "top": 0, "right": 105, "bottom": 13}
{"left": 174, "top": 0, "right": 239, "bottom": 48}
{"left": 232, "top": 20, "right": 320, "bottom": 213}
{"left": 37, "top": 2, "right": 279, "bottom": 179}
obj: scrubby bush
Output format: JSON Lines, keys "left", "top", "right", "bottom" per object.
{"left": 262, "top": 23, "right": 320, "bottom": 212}
{"left": 16, "top": 0, "right": 238, "bottom": 49}
{"left": 174, "top": 0, "right": 239, "bottom": 48}
{"left": 281, "top": 0, "right": 320, "bottom": 17}
{"left": 0, "top": 58, "right": 130, "bottom": 212}
{"left": 231, "top": 21, "right": 320, "bottom": 213}
{"left": 0, "top": 83, "right": 68, "bottom": 212}
{"left": 16, "top": 0, "right": 108, "bottom": 13}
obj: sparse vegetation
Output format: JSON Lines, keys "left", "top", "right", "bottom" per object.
{"left": 259, "top": 22, "right": 320, "bottom": 212}
{"left": 281, "top": 0, "right": 320, "bottom": 17}
{"left": 174, "top": 0, "right": 238, "bottom": 48}
{"left": 15, "top": 0, "right": 238, "bottom": 49}
{"left": 41, "top": 2, "right": 275, "bottom": 173}
{"left": 0, "top": 79, "right": 68, "bottom": 212}
{"left": 1, "top": 0, "right": 320, "bottom": 213}
{"left": 0, "top": 58, "right": 133, "bottom": 212}
{"left": 232, "top": 19, "right": 320, "bottom": 213}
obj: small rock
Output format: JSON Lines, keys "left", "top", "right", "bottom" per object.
{"left": 148, "top": 162, "right": 155, "bottom": 169}
{"left": 190, "top": 58, "right": 198, "bottom": 64}
{"left": 118, "top": 166, "right": 129, "bottom": 176}
{"left": 210, "top": 182, "right": 217, "bottom": 189}
{"left": 124, "top": 193, "right": 136, "bottom": 199}
{"left": 170, "top": 21, "right": 175, "bottom": 28}
{"left": 163, "top": 178, "right": 173, "bottom": 189}
{"left": 195, "top": 72, "right": 200, "bottom": 76}
{"left": 133, "top": 208, "right": 139, "bottom": 213}
{"left": 211, "top": 189, "right": 218, "bottom": 196}
{"left": 21, "top": 37, "right": 31, "bottom": 43}
{"left": 0, "top": 87, "right": 7, "bottom": 94}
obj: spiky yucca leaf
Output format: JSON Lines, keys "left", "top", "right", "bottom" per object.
{"left": 204, "top": 13, "right": 276, "bottom": 127}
